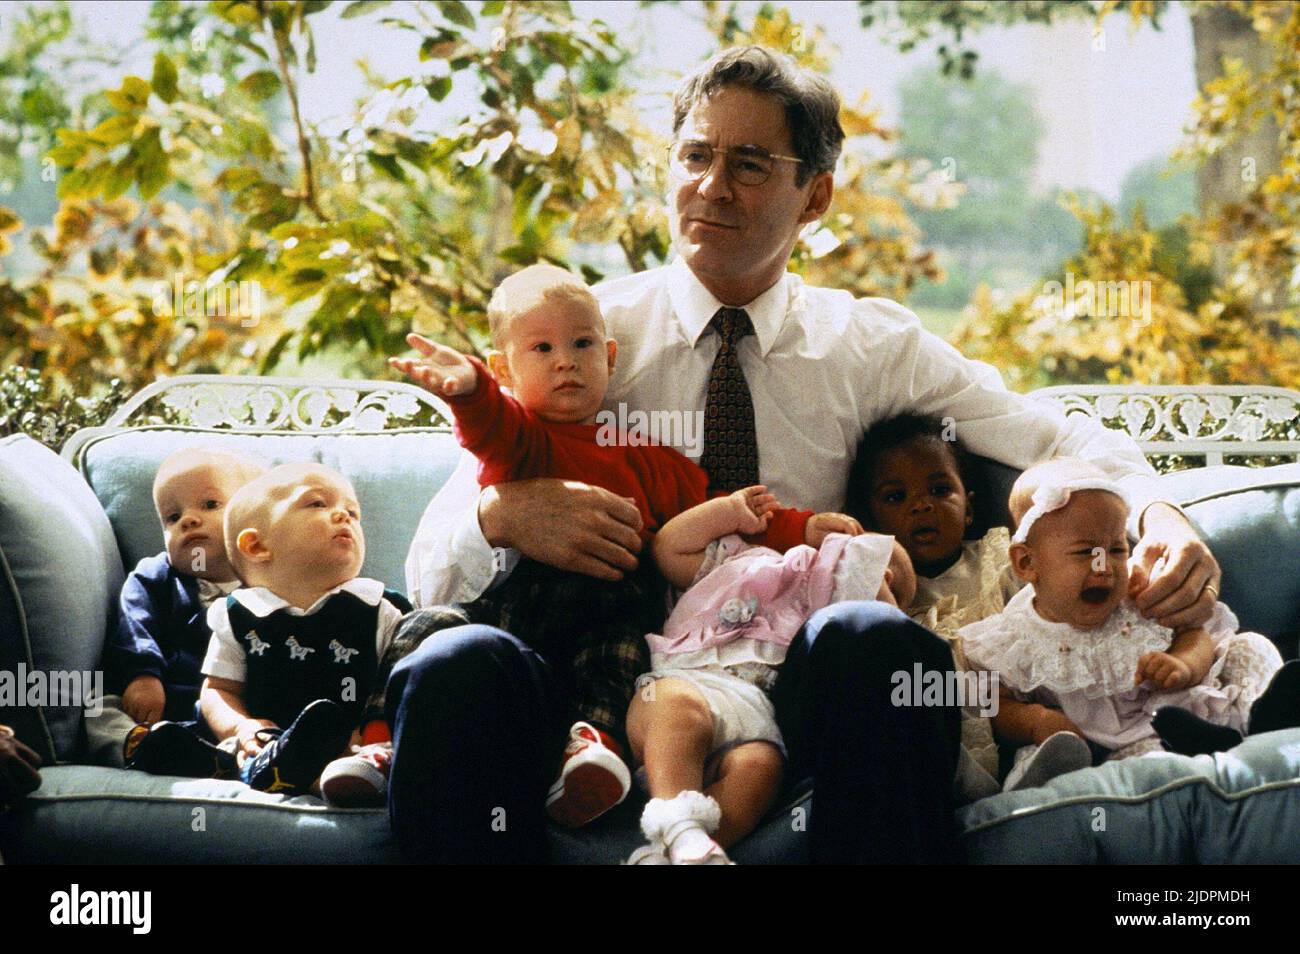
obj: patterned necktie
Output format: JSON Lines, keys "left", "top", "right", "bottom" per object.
{"left": 700, "top": 307, "right": 759, "bottom": 494}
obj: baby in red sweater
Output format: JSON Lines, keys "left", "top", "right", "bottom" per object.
{"left": 390, "top": 264, "right": 859, "bottom": 828}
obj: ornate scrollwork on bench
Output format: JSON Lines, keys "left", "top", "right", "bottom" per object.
{"left": 116, "top": 376, "right": 447, "bottom": 432}
{"left": 1031, "top": 385, "right": 1300, "bottom": 468}
{"left": 61, "top": 375, "right": 452, "bottom": 462}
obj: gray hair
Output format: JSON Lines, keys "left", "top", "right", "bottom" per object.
{"left": 672, "top": 45, "right": 844, "bottom": 186}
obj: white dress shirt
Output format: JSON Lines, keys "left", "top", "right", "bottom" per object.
{"left": 405, "top": 257, "right": 1163, "bottom": 608}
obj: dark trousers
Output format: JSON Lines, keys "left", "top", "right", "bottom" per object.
{"left": 386, "top": 601, "right": 962, "bottom": 864}
{"left": 369, "top": 560, "right": 663, "bottom": 745}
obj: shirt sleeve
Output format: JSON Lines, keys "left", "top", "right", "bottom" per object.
{"left": 405, "top": 445, "right": 520, "bottom": 607}
{"left": 106, "top": 568, "right": 169, "bottom": 686}
{"left": 864, "top": 309, "right": 1165, "bottom": 537}
{"left": 374, "top": 598, "right": 405, "bottom": 659}
{"left": 201, "top": 599, "right": 246, "bottom": 683}
{"left": 445, "top": 356, "right": 545, "bottom": 486}
{"left": 752, "top": 507, "right": 814, "bottom": 552}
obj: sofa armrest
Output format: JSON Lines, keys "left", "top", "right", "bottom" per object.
{"left": 0, "top": 435, "right": 124, "bottom": 763}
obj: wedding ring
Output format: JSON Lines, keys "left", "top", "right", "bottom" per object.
{"left": 1204, "top": 584, "right": 1219, "bottom": 600}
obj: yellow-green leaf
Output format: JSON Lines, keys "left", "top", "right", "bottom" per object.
{"left": 152, "top": 53, "right": 179, "bottom": 103}
{"left": 240, "top": 70, "right": 282, "bottom": 101}
{"left": 341, "top": 0, "right": 393, "bottom": 18}
{"left": 105, "top": 76, "right": 151, "bottom": 112}
{"left": 437, "top": 0, "right": 475, "bottom": 29}
{"left": 216, "top": 166, "right": 263, "bottom": 192}
{"left": 88, "top": 114, "right": 138, "bottom": 148}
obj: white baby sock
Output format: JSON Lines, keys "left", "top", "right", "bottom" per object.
{"left": 639, "top": 790, "right": 732, "bottom": 865}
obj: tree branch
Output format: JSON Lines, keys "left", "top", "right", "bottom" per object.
{"left": 259, "top": 1, "right": 326, "bottom": 222}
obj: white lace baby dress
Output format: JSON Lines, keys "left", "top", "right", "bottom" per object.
{"left": 961, "top": 586, "right": 1281, "bottom": 756}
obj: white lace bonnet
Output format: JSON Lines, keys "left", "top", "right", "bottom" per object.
{"left": 1010, "top": 477, "right": 1128, "bottom": 545}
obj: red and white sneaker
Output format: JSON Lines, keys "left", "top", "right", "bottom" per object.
{"left": 320, "top": 742, "right": 392, "bottom": 807}
{"left": 545, "top": 722, "right": 631, "bottom": 828}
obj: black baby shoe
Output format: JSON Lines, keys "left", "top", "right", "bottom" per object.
{"left": 241, "top": 699, "right": 353, "bottom": 795}
{"left": 124, "top": 721, "right": 237, "bottom": 779}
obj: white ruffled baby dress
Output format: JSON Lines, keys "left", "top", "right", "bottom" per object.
{"left": 961, "top": 586, "right": 1264, "bottom": 751}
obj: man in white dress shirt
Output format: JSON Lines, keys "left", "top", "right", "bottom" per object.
{"left": 390, "top": 46, "right": 1222, "bottom": 863}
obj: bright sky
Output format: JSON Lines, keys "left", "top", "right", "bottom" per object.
{"left": 12, "top": 0, "right": 1200, "bottom": 201}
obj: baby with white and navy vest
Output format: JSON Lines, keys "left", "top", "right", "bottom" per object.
{"left": 200, "top": 462, "right": 409, "bottom": 798}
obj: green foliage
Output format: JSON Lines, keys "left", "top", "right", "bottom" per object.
{"left": 3, "top": 0, "right": 950, "bottom": 398}
{"left": 898, "top": 66, "right": 1082, "bottom": 309}
{"left": 952, "top": 198, "right": 1300, "bottom": 388}
{"left": 0, "top": 1, "right": 124, "bottom": 195}
{"left": 863, "top": 0, "right": 1300, "bottom": 388}
{"left": 857, "top": 1, "right": 1169, "bottom": 78}
{"left": 1118, "top": 155, "right": 1198, "bottom": 228}
{"left": 6, "top": 0, "right": 671, "bottom": 392}
{"left": 0, "top": 365, "right": 131, "bottom": 451}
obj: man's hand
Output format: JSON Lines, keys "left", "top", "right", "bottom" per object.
{"left": 0, "top": 725, "right": 42, "bottom": 810}
{"left": 805, "top": 511, "right": 863, "bottom": 548}
{"left": 479, "top": 478, "right": 643, "bottom": 582}
{"left": 1130, "top": 502, "right": 1221, "bottom": 630}
{"left": 1135, "top": 651, "right": 1193, "bottom": 691}
{"left": 388, "top": 333, "right": 478, "bottom": 399}
{"left": 122, "top": 675, "right": 166, "bottom": 725}
{"left": 729, "top": 485, "right": 780, "bottom": 535}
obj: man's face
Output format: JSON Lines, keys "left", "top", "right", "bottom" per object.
{"left": 493, "top": 298, "right": 616, "bottom": 425}
{"left": 256, "top": 470, "right": 366, "bottom": 593}
{"left": 155, "top": 463, "right": 245, "bottom": 581}
{"left": 669, "top": 85, "right": 831, "bottom": 304}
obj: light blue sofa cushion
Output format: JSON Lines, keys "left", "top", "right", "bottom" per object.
{"left": 1161, "top": 463, "right": 1300, "bottom": 655}
{"left": 0, "top": 435, "right": 124, "bottom": 762}
{"left": 958, "top": 727, "right": 1300, "bottom": 863}
{"left": 77, "top": 428, "right": 462, "bottom": 597}
{"left": 6, "top": 765, "right": 811, "bottom": 864}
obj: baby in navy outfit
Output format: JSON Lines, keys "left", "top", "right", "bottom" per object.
{"left": 89, "top": 446, "right": 265, "bottom": 769}
{"left": 199, "top": 462, "right": 409, "bottom": 797}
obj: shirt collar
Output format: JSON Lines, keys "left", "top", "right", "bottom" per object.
{"left": 231, "top": 577, "right": 384, "bottom": 618}
{"left": 196, "top": 577, "right": 241, "bottom": 607}
{"left": 666, "top": 256, "right": 791, "bottom": 357}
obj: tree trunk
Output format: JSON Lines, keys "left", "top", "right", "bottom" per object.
{"left": 1190, "top": 4, "right": 1280, "bottom": 278}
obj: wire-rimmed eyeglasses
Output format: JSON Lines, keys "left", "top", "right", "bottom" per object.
{"left": 665, "top": 140, "right": 804, "bottom": 186}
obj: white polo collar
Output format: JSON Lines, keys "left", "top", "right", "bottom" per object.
{"left": 231, "top": 577, "right": 385, "bottom": 618}
{"left": 667, "top": 256, "right": 790, "bottom": 357}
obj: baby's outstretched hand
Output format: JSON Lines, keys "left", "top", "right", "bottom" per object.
{"left": 805, "top": 512, "right": 863, "bottom": 548}
{"left": 1135, "top": 651, "right": 1193, "bottom": 691}
{"left": 729, "top": 485, "right": 780, "bottom": 535}
{"left": 389, "top": 333, "right": 478, "bottom": 398}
